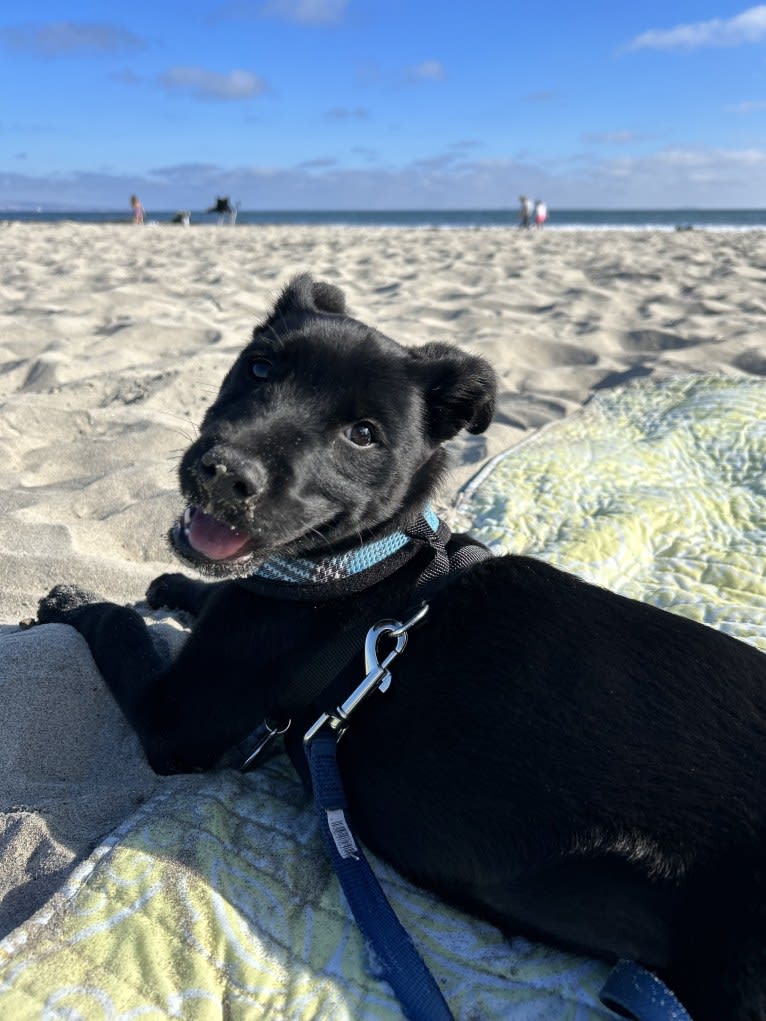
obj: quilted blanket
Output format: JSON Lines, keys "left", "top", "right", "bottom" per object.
{"left": 1, "top": 374, "right": 764, "bottom": 1020}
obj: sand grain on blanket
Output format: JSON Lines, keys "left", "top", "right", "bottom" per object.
{"left": 0, "top": 222, "right": 764, "bottom": 948}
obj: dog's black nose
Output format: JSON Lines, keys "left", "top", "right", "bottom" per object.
{"left": 199, "top": 447, "right": 265, "bottom": 502}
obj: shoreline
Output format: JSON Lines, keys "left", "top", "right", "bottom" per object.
{"left": 5, "top": 221, "right": 766, "bottom": 232}
{"left": 3, "top": 208, "right": 766, "bottom": 231}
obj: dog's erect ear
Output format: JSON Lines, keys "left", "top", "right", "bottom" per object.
{"left": 311, "top": 279, "right": 346, "bottom": 314}
{"left": 271, "top": 273, "right": 346, "bottom": 319}
{"left": 409, "top": 342, "right": 497, "bottom": 441}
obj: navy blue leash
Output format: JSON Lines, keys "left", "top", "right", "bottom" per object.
{"left": 600, "top": 960, "right": 693, "bottom": 1020}
{"left": 299, "top": 611, "right": 695, "bottom": 1021}
{"left": 305, "top": 730, "right": 453, "bottom": 1021}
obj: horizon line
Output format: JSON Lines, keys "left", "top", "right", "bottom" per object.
{"left": 3, "top": 206, "right": 766, "bottom": 214}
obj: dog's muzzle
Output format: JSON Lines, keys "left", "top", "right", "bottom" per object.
{"left": 170, "top": 446, "right": 268, "bottom": 564}
{"left": 197, "top": 446, "right": 266, "bottom": 505}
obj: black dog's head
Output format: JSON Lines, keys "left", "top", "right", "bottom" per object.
{"left": 172, "top": 274, "right": 497, "bottom": 575}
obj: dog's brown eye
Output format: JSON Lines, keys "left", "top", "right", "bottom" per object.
{"left": 345, "top": 422, "right": 375, "bottom": 447}
{"left": 250, "top": 359, "right": 271, "bottom": 381}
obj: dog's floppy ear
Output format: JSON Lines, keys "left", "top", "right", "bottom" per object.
{"left": 271, "top": 273, "right": 346, "bottom": 318}
{"left": 410, "top": 342, "right": 497, "bottom": 441}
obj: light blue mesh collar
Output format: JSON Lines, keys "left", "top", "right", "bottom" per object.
{"left": 251, "top": 505, "right": 440, "bottom": 587}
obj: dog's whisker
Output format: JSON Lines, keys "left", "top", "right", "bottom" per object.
{"left": 153, "top": 411, "right": 199, "bottom": 442}
{"left": 161, "top": 426, "right": 195, "bottom": 443}
{"left": 156, "top": 410, "right": 197, "bottom": 425}
{"left": 307, "top": 526, "right": 333, "bottom": 551}
{"left": 263, "top": 320, "right": 284, "bottom": 349}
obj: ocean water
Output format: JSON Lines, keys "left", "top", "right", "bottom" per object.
{"left": 2, "top": 208, "right": 766, "bottom": 229}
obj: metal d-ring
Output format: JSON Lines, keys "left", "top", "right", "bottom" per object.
{"left": 240, "top": 716, "right": 292, "bottom": 772}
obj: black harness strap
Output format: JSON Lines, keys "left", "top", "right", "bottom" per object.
{"left": 229, "top": 515, "right": 491, "bottom": 771}
{"left": 271, "top": 519, "right": 489, "bottom": 718}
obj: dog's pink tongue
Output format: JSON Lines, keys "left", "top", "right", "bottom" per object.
{"left": 188, "top": 509, "right": 250, "bottom": 560}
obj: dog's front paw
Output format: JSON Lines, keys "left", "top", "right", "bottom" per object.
{"left": 146, "top": 573, "right": 191, "bottom": 610}
{"left": 37, "top": 584, "right": 102, "bottom": 624}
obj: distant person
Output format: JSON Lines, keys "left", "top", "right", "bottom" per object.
{"left": 534, "top": 199, "right": 548, "bottom": 229}
{"left": 519, "top": 195, "right": 533, "bottom": 229}
{"left": 207, "top": 196, "right": 239, "bottom": 225}
{"left": 130, "top": 194, "right": 145, "bottom": 225}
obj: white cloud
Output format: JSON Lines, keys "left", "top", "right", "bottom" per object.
{"left": 260, "top": 0, "right": 348, "bottom": 24}
{"left": 588, "top": 146, "right": 766, "bottom": 204}
{"left": 6, "top": 145, "right": 766, "bottom": 210}
{"left": 0, "top": 21, "right": 145, "bottom": 55}
{"left": 522, "top": 90, "right": 555, "bottom": 104}
{"left": 158, "top": 66, "right": 267, "bottom": 101}
{"left": 628, "top": 5, "right": 766, "bottom": 51}
{"left": 296, "top": 157, "right": 337, "bottom": 168}
{"left": 350, "top": 145, "right": 379, "bottom": 161}
{"left": 725, "top": 99, "right": 766, "bottom": 112}
{"left": 405, "top": 60, "right": 445, "bottom": 82}
{"left": 581, "top": 130, "right": 639, "bottom": 145}
{"left": 323, "top": 107, "right": 368, "bottom": 119}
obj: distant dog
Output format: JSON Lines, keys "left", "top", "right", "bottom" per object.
{"left": 39, "top": 275, "right": 766, "bottom": 1020}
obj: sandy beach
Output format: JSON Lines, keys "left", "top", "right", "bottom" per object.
{"left": 1, "top": 222, "right": 765, "bottom": 1001}
{"left": 2, "top": 223, "right": 765, "bottom": 622}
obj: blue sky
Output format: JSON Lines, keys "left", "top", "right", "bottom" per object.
{"left": 2, "top": 1, "right": 766, "bottom": 209}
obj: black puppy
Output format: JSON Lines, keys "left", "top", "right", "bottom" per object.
{"left": 39, "top": 275, "right": 766, "bottom": 1020}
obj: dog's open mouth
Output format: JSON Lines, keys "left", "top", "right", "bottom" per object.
{"left": 173, "top": 501, "right": 350, "bottom": 573}
{"left": 176, "top": 505, "right": 254, "bottom": 563}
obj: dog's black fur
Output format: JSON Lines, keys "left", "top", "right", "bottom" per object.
{"left": 38, "top": 275, "right": 766, "bottom": 1020}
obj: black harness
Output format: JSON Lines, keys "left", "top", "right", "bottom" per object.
{"left": 226, "top": 512, "right": 492, "bottom": 773}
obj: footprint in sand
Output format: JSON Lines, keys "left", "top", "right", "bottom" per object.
{"left": 621, "top": 329, "right": 699, "bottom": 353}
{"left": 94, "top": 317, "right": 134, "bottom": 337}
{"left": 492, "top": 392, "right": 568, "bottom": 430}
{"left": 592, "top": 365, "right": 654, "bottom": 390}
{"left": 734, "top": 350, "right": 766, "bottom": 376}
{"left": 20, "top": 354, "right": 67, "bottom": 392}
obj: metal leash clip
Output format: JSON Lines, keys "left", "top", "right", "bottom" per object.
{"left": 304, "top": 602, "right": 429, "bottom": 746}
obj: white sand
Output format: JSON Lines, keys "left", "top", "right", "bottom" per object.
{"left": 1, "top": 222, "right": 764, "bottom": 935}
